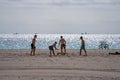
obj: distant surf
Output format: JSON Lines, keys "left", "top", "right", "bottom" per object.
{"left": 0, "top": 34, "right": 119, "bottom": 49}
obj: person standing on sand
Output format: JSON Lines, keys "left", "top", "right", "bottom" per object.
{"left": 59, "top": 36, "right": 66, "bottom": 55}
{"left": 49, "top": 42, "right": 58, "bottom": 57}
{"left": 80, "top": 36, "right": 87, "bottom": 56}
{"left": 30, "top": 34, "right": 37, "bottom": 56}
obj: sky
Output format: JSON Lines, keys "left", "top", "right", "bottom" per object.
{"left": 0, "top": 0, "right": 120, "bottom": 34}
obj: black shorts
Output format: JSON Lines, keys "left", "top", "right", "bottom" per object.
{"left": 49, "top": 46, "right": 54, "bottom": 50}
{"left": 61, "top": 44, "right": 66, "bottom": 48}
{"left": 31, "top": 44, "right": 36, "bottom": 49}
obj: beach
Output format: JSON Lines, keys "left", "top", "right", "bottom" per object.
{"left": 0, "top": 49, "right": 120, "bottom": 80}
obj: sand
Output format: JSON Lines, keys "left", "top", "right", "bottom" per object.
{"left": 0, "top": 49, "right": 120, "bottom": 80}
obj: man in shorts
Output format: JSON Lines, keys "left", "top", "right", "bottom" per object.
{"left": 80, "top": 36, "right": 87, "bottom": 56}
{"left": 59, "top": 36, "right": 66, "bottom": 55}
{"left": 49, "top": 42, "right": 58, "bottom": 57}
{"left": 30, "top": 34, "right": 37, "bottom": 56}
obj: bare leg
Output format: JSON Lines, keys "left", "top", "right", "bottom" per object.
{"left": 53, "top": 50, "right": 55, "bottom": 56}
{"left": 33, "top": 48, "right": 35, "bottom": 56}
{"left": 64, "top": 47, "right": 66, "bottom": 54}
{"left": 65, "top": 49, "right": 68, "bottom": 56}
{"left": 84, "top": 49, "right": 87, "bottom": 56}
{"left": 61, "top": 47, "right": 63, "bottom": 54}
{"left": 49, "top": 50, "right": 52, "bottom": 57}
{"left": 64, "top": 47, "right": 67, "bottom": 56}
{"left": 80, "top": 49, "right": 82, "bottom": 56}
{"left": 30, "top": 49, "right": 33, "bottom": 56}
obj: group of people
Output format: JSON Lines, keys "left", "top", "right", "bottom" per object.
{"left": 30, "top": 34, "right": 87, "bottom": 57}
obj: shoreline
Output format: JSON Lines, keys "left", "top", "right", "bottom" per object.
{"left": 0, "top": 49, "right": 119, "bottom": 55}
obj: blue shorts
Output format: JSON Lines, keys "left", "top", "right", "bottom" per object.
{"left": 81, "top": 45, "right": 85, "bottom": 49}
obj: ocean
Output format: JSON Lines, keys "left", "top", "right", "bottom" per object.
{"left": 0, "top": 34, "right": 120, "bottom": 49}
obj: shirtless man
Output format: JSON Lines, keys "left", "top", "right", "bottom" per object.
{"left": 49, "top": 42, "right": 58, "bottom": 57}
{"left": 59, "top": 36, "right": 66, "bottom": 55}
{"left": 30, "top": 34, "right": 37, "bottom": 56}
{"left": 80, "top": 36, "right": 87, "bottom": 56}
